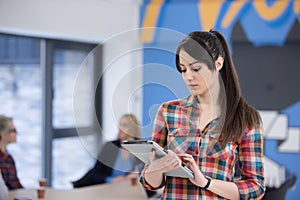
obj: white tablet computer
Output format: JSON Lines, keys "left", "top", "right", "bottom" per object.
{"left": 122, "top": 140, "right": 194, "bottom": 178}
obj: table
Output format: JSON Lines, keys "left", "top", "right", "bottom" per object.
{"left": 9, "top": 180, "right": 148, "bottom": 200}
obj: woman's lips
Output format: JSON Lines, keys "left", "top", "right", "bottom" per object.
{"left": 189, "top": 84, "right": 198, "bottom": 88}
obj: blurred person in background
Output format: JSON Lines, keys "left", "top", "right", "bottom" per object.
{"left": 0, "top": 115, "right": 23, "bottom": 190}
{"left": 72, "top": 114, "right": 142, "bottom": 187}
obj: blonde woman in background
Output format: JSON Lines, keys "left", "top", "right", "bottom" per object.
{"left": 73, "top": 114, "right": 142, "bottom": 186}
{"left": 0, "top": 115, "right": 23, "bottom": 190}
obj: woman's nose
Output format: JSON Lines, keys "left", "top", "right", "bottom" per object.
{"left": 186, "top": 69, "right": 194, "bottom": 80}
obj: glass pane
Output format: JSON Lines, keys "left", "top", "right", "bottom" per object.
{"left": 52, "top": 135, "right": 97, "bottom": 188}
{"left": 0, "top": 34, "right": 42, "bottom": 188}
{"left": 53, "top": 48, "right": 94, "bottom": 128}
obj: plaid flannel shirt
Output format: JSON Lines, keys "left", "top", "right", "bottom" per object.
{"left": 141, "top": 95, "right": 265, "bottom": 199}
{"left": 0, "top": 150, "right": 23, "bottom": 190}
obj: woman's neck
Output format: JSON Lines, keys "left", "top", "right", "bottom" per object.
{"left": 196, "top": 79, "right": 222, "bottom": 109}
{"left": 197, "top": 104, "right": 221, "bottom": 129}
{"left": 196, "top": 81, "right": 223, "bottom": 130}
{"left": 0, "top": 141, "right": 7, "bottom": 153}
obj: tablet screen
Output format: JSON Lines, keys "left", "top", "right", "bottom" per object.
{"left": 122, "top": 140, "right": 194, "bottom": 178}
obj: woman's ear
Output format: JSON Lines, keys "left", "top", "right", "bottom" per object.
{"left": 215, "top": 56, "right": 224, "bottom": 71}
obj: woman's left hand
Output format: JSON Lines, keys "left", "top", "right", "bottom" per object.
{"left": 179, "top": 153, "right": 207, "bottom": 188}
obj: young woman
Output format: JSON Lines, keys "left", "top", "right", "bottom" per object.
{"left": 0, "top": 115, "right": 23, "bottom": 190}
{"left": 141, "top": 30, "right": 265, "bottom": 199}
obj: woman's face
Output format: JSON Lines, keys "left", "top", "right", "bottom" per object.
{"left": 179, "top": 50, "right": 219, "bottom": 97}
{"left": 1, "top": 122, "right": 17, "bottom": 144}
{"left": 118, "top": 117, "right": 131, "bottom": 141}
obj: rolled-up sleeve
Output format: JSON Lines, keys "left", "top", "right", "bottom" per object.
{"left": 140, "top": 104, "right": 168, "bottom": 190}
{"left": 235, "top": 124, "right": 265, "bottom": 199}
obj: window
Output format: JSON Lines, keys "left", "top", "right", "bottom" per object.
{"left": 0, "top": 34, "right": 42, "bottom": 187}
{"left": 0, "top": 33, "right": 101, "bottom": 188}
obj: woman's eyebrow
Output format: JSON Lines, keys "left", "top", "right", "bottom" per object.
{"left": 179, "top": 61, "right": 200, "bottom": 66}
{"left": 189, "top": 61, "right": 200, "bottom": 65}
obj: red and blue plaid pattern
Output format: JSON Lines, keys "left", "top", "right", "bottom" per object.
{"left": 141, "top": 95, "right": 265, "bottom": 199}
{"left": 0, "top": 150, "right": 23, "bottom": 190}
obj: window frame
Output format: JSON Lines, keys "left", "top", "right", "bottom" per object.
{"left": 42, "top": 39, "right": 102, "bottom": 185}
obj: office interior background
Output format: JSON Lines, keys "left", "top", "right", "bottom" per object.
{"left": 0, "top": 0, "right": 299, "bottom": 199}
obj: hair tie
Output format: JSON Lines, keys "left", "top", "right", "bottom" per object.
{"left": 209, "top": 29, "right": 214, "bottom": 34}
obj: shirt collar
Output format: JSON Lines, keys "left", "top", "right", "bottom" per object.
{"left": 184, "top": 95, "right": 222, "bottom": 134}
{"left": 0, "top": 149, "right": 8, "bottom": 157}
{"left": 184, "top": 95, "right": 199, "bottom": 108}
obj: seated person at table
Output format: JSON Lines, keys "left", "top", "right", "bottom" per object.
{"left": 72, "top": 114, "right": 143, "bottom": 187}
{"left": 0, "top": 115, "right": 23, "bottom": 190}
{"left": 0, "top": 170, "right": 9, "bottom": 200}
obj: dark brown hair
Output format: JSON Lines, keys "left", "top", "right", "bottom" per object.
{"left": 176, "top": 30, "right": 262, "bottom": 145}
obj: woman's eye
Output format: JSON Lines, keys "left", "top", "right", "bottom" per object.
{"left": 180, "top": 65, "right": 187, "bottom": 73}
{"left": 192, "top": 66, "right": 201, "bottom": 72}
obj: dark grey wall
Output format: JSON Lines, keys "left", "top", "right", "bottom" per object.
{"left": 231, "top": 21, "right": 300, "bottom": 110}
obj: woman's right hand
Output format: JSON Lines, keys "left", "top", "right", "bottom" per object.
{"left": 147, "top": 149, "right": 182, "bottom": 174}
{"left": 144, "top": 149, "right": 181, "bottom": 188}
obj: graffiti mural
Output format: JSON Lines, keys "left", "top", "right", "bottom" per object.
{"left": 141, "top": 1, "right": 300, "bottom": 199}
